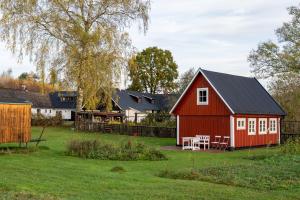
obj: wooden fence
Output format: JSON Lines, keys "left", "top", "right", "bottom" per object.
{"left": 75, "top": 121, "right": 176, "bottom": 138}
{"left": 75, "top": 120, "right": 300, "bottom": 142}
{"left": 281, "top": 121, "right": 300, "bottom": 143}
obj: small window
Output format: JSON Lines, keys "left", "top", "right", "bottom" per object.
{"left": 237, "top": 118, "right": 246, "bottom": 130}
{"left": 259, "top": 118, "right": 267, "bottom": 134}
{"left": 248, "top": 118, "right": 256, "bottom": 135}
{"left": 269, "top": 118, "right": 277, "bottom": 134}
{"left": 197, "top": 88, "right": 208, "bottom": 105}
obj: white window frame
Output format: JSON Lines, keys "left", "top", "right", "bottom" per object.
{"left": 269, "top": 118, "right": 277, "bottom": 134}
{"left": 248, "top": 118, "right": 256, "bottom": 135}
{"left": 259, "top": 118, "right": 267, "bottom": 135}
{"left": 197, "top": 88, "right": 209, "bottom": 105}
{"left": 237, "top": 118, "right": 246, "bottom": 130}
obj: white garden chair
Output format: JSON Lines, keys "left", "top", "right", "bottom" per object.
{"left": 193, "top": 135, "right": 210, "bottom": 150}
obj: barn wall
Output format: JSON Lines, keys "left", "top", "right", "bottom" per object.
{"left": 173, "top": 74, "right": 231, "bottom": 116}
{"left": 234, "top": 114, "right": 280, "bottom": 148}
{"left": 179, "top": 115, "right": 230, "bottom": 145}
{"left": 173, "top": 72, "right": 231, "bottom": 145}
{"left": 0, "top": 104, "right": 31, "bottom": 144}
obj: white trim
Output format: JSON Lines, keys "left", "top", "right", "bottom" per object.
{"left": 170, "top": 68, "right": 235, "bottom": 114}
{"left": 278, "top": 118, "right": 281, "bottom": 144}
{"left": 196, "top": 88, "right": 209, "bottom": 105}
{"left": 112, "top": 98, "right": 123, "bottom": 111}
{"left": 230, "top": 115, "right": 235, "bottom": 147}
{"left": 170, "top": 68, "right": 201, "bottom": 113}
{"left": 248, "top": 118, "right": 256, "bottom": 135}
{"left": 236, "top": 118, "right": 246, "bottom": 130}
{"left": 269, "top": 118, "right": 277, "bottom": 134}
{"left": 176, "top": 115, "right": 180, "bottom": 145}
{"left": 259, "top": 118, "right": 267, "bottom": 135}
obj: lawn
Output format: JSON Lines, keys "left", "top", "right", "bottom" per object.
{"left": 0, "top": 126, "right": 299, "bottom": 200}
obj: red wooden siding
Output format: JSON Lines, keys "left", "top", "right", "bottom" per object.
{"left": 173, "top": 72, "right": 232, "bottom": 145}
{"left": 173, "top": 74, "right": 231, "bottom": 116}
{"left": 234, "top": 115, "right": 280, "bottom": 148}
{"left": 179, "top": 116, "right": 230, "bottom": 145}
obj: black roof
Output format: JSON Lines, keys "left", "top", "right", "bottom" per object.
{"left": 114, "top": 90, "right": 178, "bottom": 112}
{"left": 0, "top": 88, "right": 51, "bottom": 107}
{"left": 49, "top": 91, "right": 76, "bottom": 109}
{"left": 0, "top": 96, "right": 30, "bottom": 104}
{"left": 201, "top": 69, "right": 286, "bottom": 115}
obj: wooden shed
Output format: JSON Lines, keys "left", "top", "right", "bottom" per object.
{"left": 170, "top": 68, "right": 286, "bottom": 149}
{"left": 0, "top": 98, "right": 31, "bottom": 144}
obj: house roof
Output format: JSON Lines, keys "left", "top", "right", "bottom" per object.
{"left": 49, "top": 91, "right": 76, "bottom": 109}
{"left": 113, "top": 90, "right": 178, "bottom": 112}
{"left": 0, "top": 88, "right": 51, "bottom": 107}
{"left": 170, "top": 68, "right": 286, "bottom": 115}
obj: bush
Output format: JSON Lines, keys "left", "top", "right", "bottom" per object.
{"left": 32, "top": 114, "right": 63, "bottom": 126}
{"left": 140, "top": 112, "right": 176, "bottom": 127}
{"left": 66, "top": 139, "right": 167, "bottom": 161}
{"left": 280, "top": 138, "right": 300, "bottom": 155}
{"left": 111, "top": 166, "right": 126, "bottom": 173}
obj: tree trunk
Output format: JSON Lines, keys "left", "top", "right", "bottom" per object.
{"left": 76, "top": 87, "right": 83, "bottom": 112}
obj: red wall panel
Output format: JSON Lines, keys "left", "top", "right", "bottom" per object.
{"left": 234, "top": 114, "right": 280, "bottom": 148}
{"left": 179, "top": 115, "right": 230, "bottom": 145}
{"left": 173, "top": 74, "right": 231, "bottom": 116}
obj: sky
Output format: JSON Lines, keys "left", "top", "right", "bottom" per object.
{"left": 0, "top": 0, "right": 297, "bottom": 84}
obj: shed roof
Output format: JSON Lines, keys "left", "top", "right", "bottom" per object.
{"left": 170, "top": 68, "right": 286, "bottom": 115}
{"left": 0, "top": 96, "right": 31, "bottom": 104}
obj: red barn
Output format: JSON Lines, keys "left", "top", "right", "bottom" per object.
{"left": 170, "top": 68, "right": 286, "bottom": 149}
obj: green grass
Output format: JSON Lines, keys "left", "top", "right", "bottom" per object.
{"left": 0, "top": 126, "right": 299, "bottom": 200}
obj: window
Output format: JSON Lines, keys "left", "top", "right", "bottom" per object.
{"left": 269, "top": 118, "right": 277, "bottom": 134}
{"left": 259, "top": 118, "right": 267, "bottom": 134}
{"left": 237, "top": 118, "right": 246, "bottom": 130}
{"left": 197, "top": 88, "right": 208, "bottom": 105}
{"left": 248, "top": 118, "right": 256, "bottom": 135}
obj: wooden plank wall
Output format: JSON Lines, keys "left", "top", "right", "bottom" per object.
{"left": 0, "top": 104, "right": 31, "bottom": 144}
{"left": 173, "top": 74, "right": 231, "bottom": 116}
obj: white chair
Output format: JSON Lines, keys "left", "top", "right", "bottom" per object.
{"left": 182, "top": 137, "right": 193, "bottom": 150}
{"left": 193, "top": 135, "right": 210, "bottom": 150}
{"left": 192, "top": 137, "right": 201, "bottom": 150}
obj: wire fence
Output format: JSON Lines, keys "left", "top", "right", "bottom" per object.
{"left": 281, "top": 120, "right": 300, "bottom": 143}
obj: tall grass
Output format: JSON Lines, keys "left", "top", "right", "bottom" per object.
{"left": 66, "top": 139, "right": 167, "bottom": 161}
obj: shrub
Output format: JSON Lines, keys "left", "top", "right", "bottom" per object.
{"left": 280, "top": 138, "right": 300, "bottom": 155}
{"left": 66, "top": 139, "right": 167, "bottom": 161}
{"left": 140, "top": 112, "right": 176, "bottom": 127}
{"left": 31, "top": 114, "right": 63, "bottom": 126}
{"left": 111, "top": 166, "right": 126, "bottom": 173}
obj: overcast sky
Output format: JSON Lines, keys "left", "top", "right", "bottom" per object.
{"left": 0, "top": 0, "right": 297, "bottom": 82}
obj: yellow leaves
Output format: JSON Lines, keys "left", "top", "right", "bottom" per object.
{"left": 0, "top": 0, "right": 150, "bottom": 110}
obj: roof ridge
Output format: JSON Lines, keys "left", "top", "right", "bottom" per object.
{"left": 201, "top": 68, "right": 254, "bottom": 79}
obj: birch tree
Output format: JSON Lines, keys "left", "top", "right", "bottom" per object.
{"left": 0, "top": 0, "right": 150, "bottom": 111}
